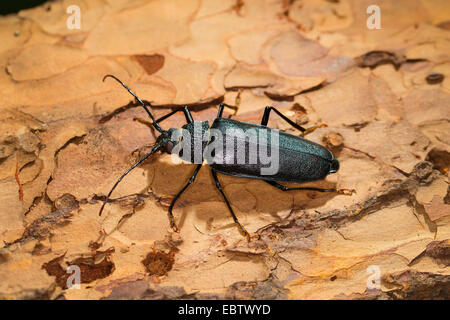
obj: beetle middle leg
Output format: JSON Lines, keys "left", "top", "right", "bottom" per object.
{"left": 168, "top": 164, "right": 203, "bottom": 232}
{"left": 211, "top": 169, "right": 250, "bottom": 240}
{"left": 261, "top": 106, "right": 326, "bottom": 136}
{"left": 265, "top": 180, "right": 355, "bottom": 195}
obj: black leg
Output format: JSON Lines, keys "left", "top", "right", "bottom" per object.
{"left": 211, "top": 169, "right": 250, "bottom": 239}
{"left": 134, "top": 106, "right": 194, "bottom": 131}
{"left": 260, "top": 106, "right": 327, "bottom": 136}
{"left": 168, "top": 164, "right": 203, "bottom": 231}
{"left": 217, "top": 92, "right": 241, "bottom": 118}
{"left": 99, "top": 144, "right": 162, "bottom": 216}
{"left": 156, "top": 106, "right": 193, "bottom": 124}
{"left": 265, "top": 180, "right": 355, "bottom": 195}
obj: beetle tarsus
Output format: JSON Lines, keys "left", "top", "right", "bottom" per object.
{"left": 337, "top": 188, "right": 356, "bottom": 195}
{"left": 170, "top": 221, "right": 180, "bottom": 233}
{"left": 238, "top": 224, "right": 250, "bottom": 238}
{"left": 246, "top": 232, "right": 261, "bottom": 243}
{"left": 301, "top": 123, "right": 328, "bottom": 136}
{"left": 237, "top": 225, "right": 251, "bottom": 242}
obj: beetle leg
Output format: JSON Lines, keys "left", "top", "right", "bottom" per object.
{"left": 265, "top": 180, "right": 355, "bottom": 195}
{"left": 133, "top": 107, "right": 194, "bottom": 131}
{"left": 217, "top": 91, "right": 241, "bottom": 118}
{"left": 301, "top": 123, "right": 328, "bottom": 137}
{"left": 211, "top": 169, "right": 251, "bottom": 240}
{"left": 217, "top": 104, "right": 236, "bottom": 118}
{"left": 260, "top": 106, "right": 309, "bottom": 133}
{"left": 156, "top": 106, "right": 194, "bottom": 124}
{"left": 168, "top": 164, "right": 203, "bottom": 232}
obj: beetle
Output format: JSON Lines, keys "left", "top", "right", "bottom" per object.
{"left": 99, "top": 75, "right": 354, "bottom": 240}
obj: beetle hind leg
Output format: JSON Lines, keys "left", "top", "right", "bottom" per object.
{"left": 217, "top": 91, "right": 241, "bottom": 118}
{"left": 265, "top": 180, "right": 355, "bottom": 195}
{"left": 211, "top": 169, "right": 251, "bottom": 240}
{"left": 260, "top": 106, "right": 327, "bottom": 136}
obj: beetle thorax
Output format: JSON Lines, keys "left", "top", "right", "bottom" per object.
{"left": 162, "top": 122, "right": 210, "bottom": 164}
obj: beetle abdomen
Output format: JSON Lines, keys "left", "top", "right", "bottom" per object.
{"left": 211, "top": 148, "right": 333, "bottom": 183}
{"left": 208, "top": 118, "right": 337, "bottom": 183}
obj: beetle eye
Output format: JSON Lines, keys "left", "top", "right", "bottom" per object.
{"left": 165, "top": 141, "right": 174, "bottom": 154}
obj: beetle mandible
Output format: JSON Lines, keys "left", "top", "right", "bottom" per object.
{"left": 99, "top": 75, "right": 355, "bottom": 240}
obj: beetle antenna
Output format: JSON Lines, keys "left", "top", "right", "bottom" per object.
{"left": 99, "top": 143, "right": 162, "bottom": 217}
{"left": 103, "top": 74, "right": 164, "bottom": 133}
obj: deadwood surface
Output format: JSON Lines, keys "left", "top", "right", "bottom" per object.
{"left": 0, "top": 0, "right": 449, "bottom": 299}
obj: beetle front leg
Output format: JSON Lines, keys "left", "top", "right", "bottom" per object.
{"left": 265, "top": 180, "right": 355, "bottom": 195}
{"left": 134, "top": 106, "right": 195, "bottom": 136}
{"left": 211, "top": 169, "right": 251, "bottom": 241}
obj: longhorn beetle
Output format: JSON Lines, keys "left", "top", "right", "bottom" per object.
{"left": 99, "top": 75, "right": 355, "bottom": 240}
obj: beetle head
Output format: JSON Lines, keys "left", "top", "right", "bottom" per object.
{"left": 155, "top": 129, "right": 175, "bottom": 153}
{"left": 156, "top": 128, "right": 189, "bottom": 155}
{"left": 159, "top": 122, "right": 209, "bottom": 163}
